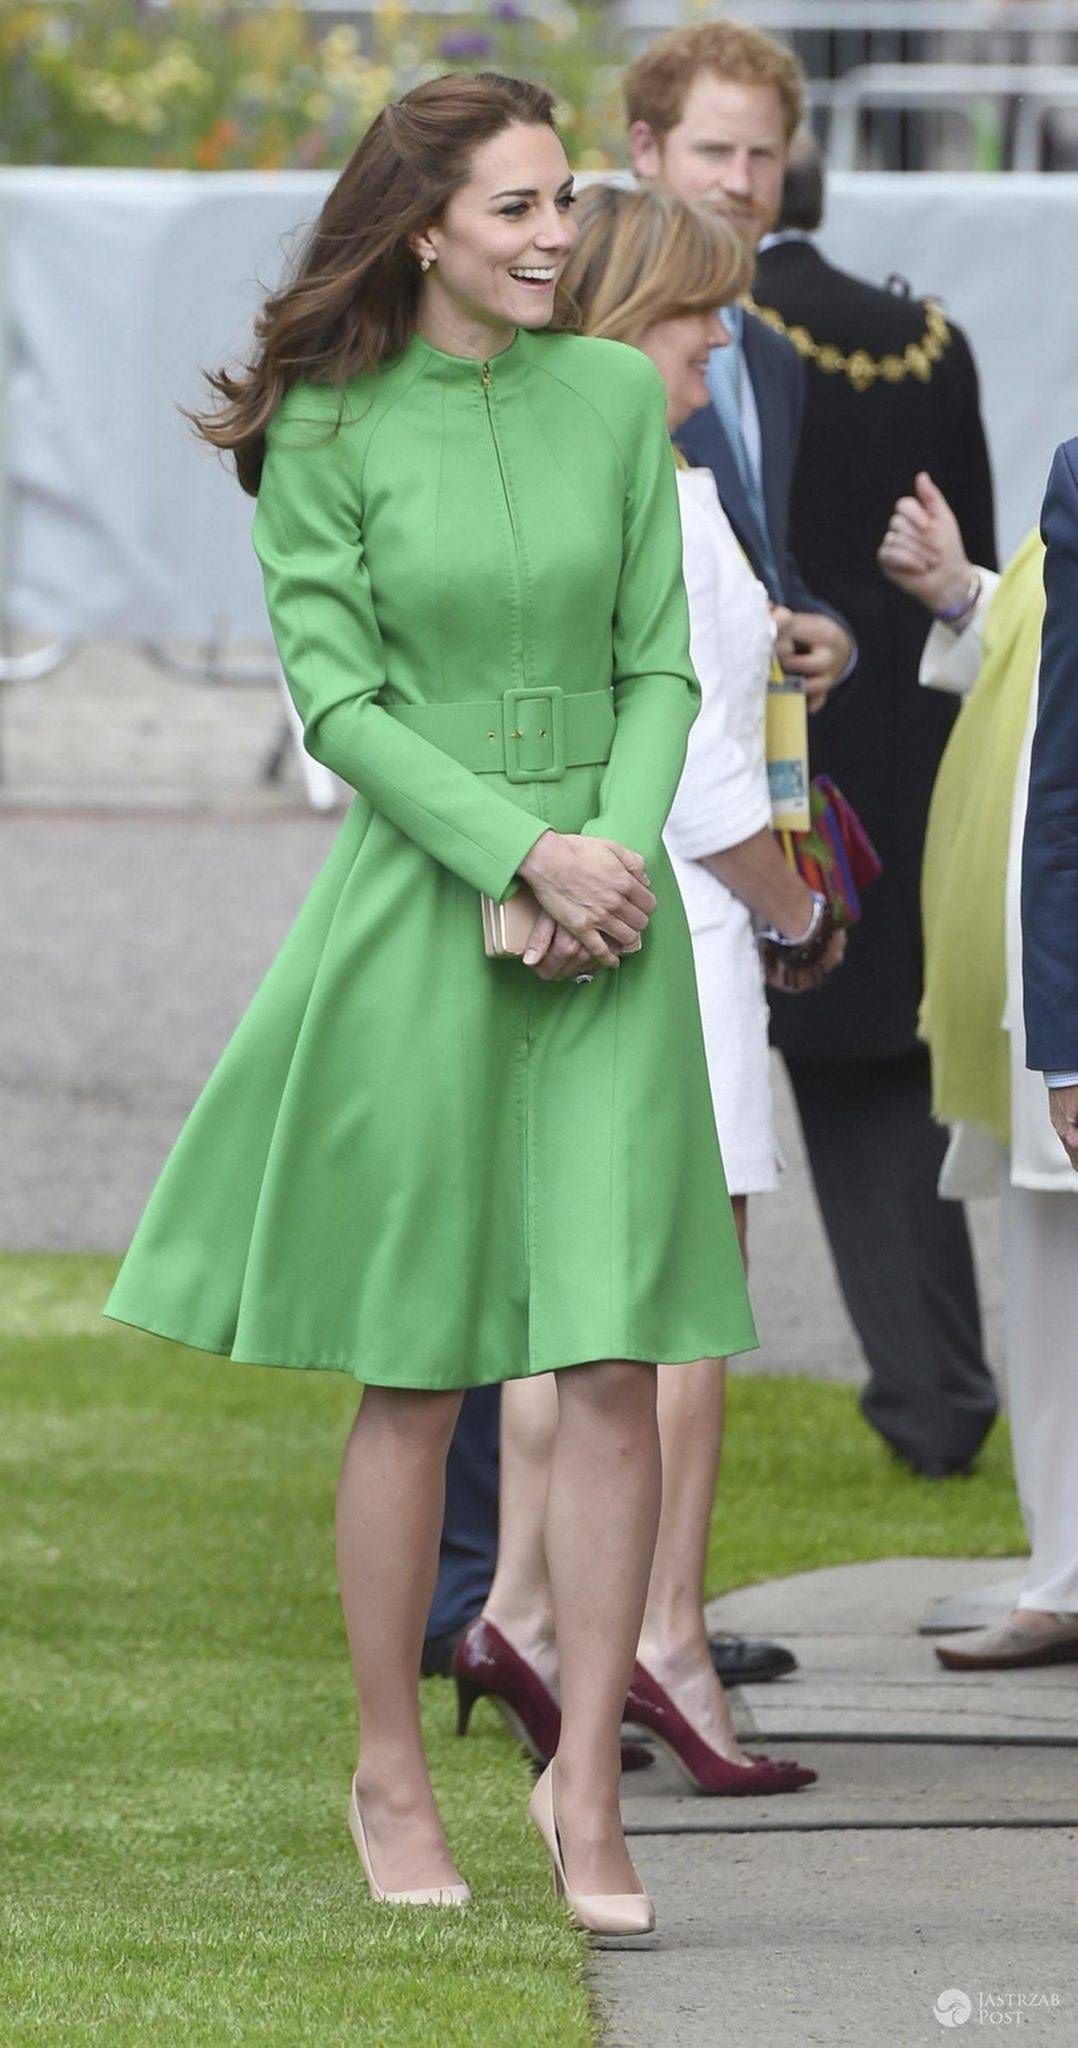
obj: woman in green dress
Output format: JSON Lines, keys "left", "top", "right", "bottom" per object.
{"left": 104, "top": 72, "right": 755, "bottom": 1928}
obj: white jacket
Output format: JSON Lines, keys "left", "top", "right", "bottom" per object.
{"left": 663, "top": 466, "right": 780, "bottom": 1195}
{"left": 664, "top": 467, "right": 774, "bottom": 922}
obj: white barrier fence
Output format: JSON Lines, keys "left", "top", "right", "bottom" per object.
{"left": 2, "top": 167, "right": 1077, "bottom": 652}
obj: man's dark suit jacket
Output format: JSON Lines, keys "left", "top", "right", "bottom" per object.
{"left": 751, "top": 236, "right": 997, "bottom": 1061}
{"left": 1022, "top": 436, "right": 1078, "bottom": 1074}
{"left": 674, "top": 308, "right": 848, "bottom": 628}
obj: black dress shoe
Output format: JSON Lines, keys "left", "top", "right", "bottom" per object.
{"left": 421, "top": 1626, "right": 467, "bottom": 1679}
{"left": 708, "top": 1633, "right": 797, "bottom": 1684}
{"left": 885, "top": 1443, "right": 976, "bottom": 1481}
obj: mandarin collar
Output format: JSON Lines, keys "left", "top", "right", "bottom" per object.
{"left": 405, "top": 325, "right": 533, "bottom": 387}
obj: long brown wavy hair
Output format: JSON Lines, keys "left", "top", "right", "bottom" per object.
{"left": 190, "top": 71, "right": 573, "bottom": 495}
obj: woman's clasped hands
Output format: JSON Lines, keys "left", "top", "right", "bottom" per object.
{"left": 516, "top": 830, "right": 656, "bottom": 983}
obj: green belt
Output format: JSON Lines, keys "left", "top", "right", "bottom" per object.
{"left": 384, "top": 684, "right": 614, "bottom": 785}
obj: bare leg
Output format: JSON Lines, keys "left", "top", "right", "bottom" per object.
{"left": 547, "top": 1358, "right": 662, "bottom": 1896}
{"left": 336, "top": 1383, "right": 465, "bottom": 1893}
{"left": 637, "top": 1196, "right": 752, "bottom": 1762}
{"left": 484, "top": 1201, "right": 752, "bottom": 1768}
{"left": 482, "top": 1373, "right": 560, "bottom": 1690}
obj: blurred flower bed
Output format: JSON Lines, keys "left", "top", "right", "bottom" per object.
{"left": 0, "top": 0, "right": 631, "bottom": 170}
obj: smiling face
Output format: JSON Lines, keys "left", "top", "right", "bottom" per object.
{"left": 637, "top": 307, "right": 729, "bottom": 431}
{"left": 416, "top": 121, "right": 577, "bottom": 354}
{"left": 630, "top": 74, "right": 787, "bottom": 253}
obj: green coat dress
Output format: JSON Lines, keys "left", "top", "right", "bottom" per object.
{"left": 104, "top": 326, "right": 757, "bottom": 1388}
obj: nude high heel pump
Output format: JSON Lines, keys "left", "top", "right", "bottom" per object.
{"left": 348, "top": 1775, "right": 471, "bottom": 1907}
{"left": 528, "top": 1762, "right": 655, "bottom": 1936}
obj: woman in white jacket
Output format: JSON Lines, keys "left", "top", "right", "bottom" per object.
{"left": 880, "top": 473, "right": 1078, "bottom": 1669}
{"left": 667, "top": 466, "right": 809, "bottom": 1198}
{"left": 448, "top": 187, "right": 840, "bottom": 1792}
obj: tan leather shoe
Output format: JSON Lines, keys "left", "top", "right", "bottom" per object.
{"left": 528, "top": 1761, "right": 655, "bottom": 1936}
{"left": 348, "top": 1776, "right": 471, "bottom": 1906}
{"left": 935, "top": 1613, "right": 1078, "bottom": 1670}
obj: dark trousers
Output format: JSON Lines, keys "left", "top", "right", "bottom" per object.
{"left": 426, "top": 1381, "right": 500, "bottom": 1643}
{"left": 785, "top": 1048, "right": 998, "bottom": 1472}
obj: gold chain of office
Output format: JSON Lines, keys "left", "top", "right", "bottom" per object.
{"left": 741, "top": 294, "right": 952, "bottom": 394}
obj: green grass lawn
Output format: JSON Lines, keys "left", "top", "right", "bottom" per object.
{"left": 0, "top": 1255, "right": 1025, "bottom": 2047}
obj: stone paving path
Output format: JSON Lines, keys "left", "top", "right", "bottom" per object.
{"left": 593, "top": 1557, "right": 1078, "bottom": 2046}
{"left": 713, "top": 1558, "right": 1076, "bottom": 1745}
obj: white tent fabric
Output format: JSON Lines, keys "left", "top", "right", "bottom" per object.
{"left": 2, "top": 167, "right": 1076, "bottom": 643}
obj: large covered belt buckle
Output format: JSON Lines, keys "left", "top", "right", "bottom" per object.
{"left": 501, "top": 685, "right": 566, "bottom": 783}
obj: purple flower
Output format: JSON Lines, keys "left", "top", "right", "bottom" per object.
{"left": 492, "top": 2, "right": 524, "bottom": 20}
{"left": 440, "top": 29, "right": 494, "bottom": 58}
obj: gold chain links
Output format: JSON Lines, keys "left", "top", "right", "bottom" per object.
{"left": 742, "top": 294, "right": 952, "bottom": 395}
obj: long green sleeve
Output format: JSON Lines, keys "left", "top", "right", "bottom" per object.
{"left": 252, "top": 397, "right": 548, "bottom": 902}
{"left": 581, "top": 362, "right": 701, "bottom": 867}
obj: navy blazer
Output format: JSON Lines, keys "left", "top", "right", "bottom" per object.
{"left": 674, "top": 311, "right": 851, "bottom": 637}
{"left": 1022, "top": 437, "right": 1078, "bottom": 1073}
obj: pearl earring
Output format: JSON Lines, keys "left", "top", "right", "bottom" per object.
{"left": 420, "top": 254, "right": 433, "bottom": 272}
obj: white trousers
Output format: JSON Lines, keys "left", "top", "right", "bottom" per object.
{"left": 999, "top": 1169, "right": 1078, "bottom": 1612}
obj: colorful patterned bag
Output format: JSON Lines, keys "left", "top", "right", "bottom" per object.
{"left": 777, "top": 775, "right": 883, "bottom": 929}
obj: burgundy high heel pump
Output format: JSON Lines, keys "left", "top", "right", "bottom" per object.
{"left": 624, "top": 1658, "right": 817, "bottom": 1795}
{"left": 452, "top": 1617, "right": 653, "bottom": 1773}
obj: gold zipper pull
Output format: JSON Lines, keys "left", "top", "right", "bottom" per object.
{"left": 481, "top": 361, "right": 491, "bottom": 390}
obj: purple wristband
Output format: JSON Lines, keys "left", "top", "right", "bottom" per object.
{"left": 936, "top": 573, "right": 981, "bottom": 624}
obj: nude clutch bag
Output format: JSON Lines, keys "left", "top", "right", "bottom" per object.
{"left": 480, "top": 884, "right": 544, "bottom": 958}
{"left": 480, "top": 886, "right": 643, "bottom": 961}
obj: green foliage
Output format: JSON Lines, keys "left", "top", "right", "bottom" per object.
{"left": 0, "top": 0, "right": 630, "bottom": 171}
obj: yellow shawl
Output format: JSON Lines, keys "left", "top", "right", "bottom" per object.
{"left": 919, "top": 532, "right": 1045, "bottom": 1145}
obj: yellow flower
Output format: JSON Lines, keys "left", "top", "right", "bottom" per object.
{"left": 149, "top": 44, "right": 211, "bottom": 98}
{"left": 78, "top": 75, "right": 133, "bottom": 126}
{"left": 321, "top": 23, "right": 360, "bottom": 61}
{"left": 359, "top": 62, "right": 395, "bottom": 104}
{"left": 322, "top": 53, "right": 370, "bottom": 93}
